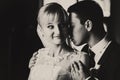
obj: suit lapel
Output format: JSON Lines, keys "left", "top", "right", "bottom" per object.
{"left": 97, "top": 41, "right": 114, "bottom": 65}
{"left": 91, "top": 41, "right": 120, "bottom": 80}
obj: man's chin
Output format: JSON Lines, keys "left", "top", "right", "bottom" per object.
{"left": 73, "top": 40, "right": 86, "bottom": 46}
{"left": 73, "top": 41, "right": 81, "bottom": 46}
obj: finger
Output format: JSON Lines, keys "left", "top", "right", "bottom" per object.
{"left": 79, "top": 61, "right": 90, "bottom": 76}
{"left": 29, "top": 58, "right": 36, "bottom": 68}
{"left": 72, "top": 64, "right": 76, "bottom": 72}
{"left": 32, "top": 52, "right": 38, "bottom": 63}
{"left": 71, "top": 65, "right": 74, "bottom": 75}
{"left": 33, "top": 52, "right": 38, "bottom": 58}
{"left": 29, "top": 59, "right": 35, "bottom": 68}
{"left": 79, "top": 60, "right": 90, "bottom": 70}
{"left": 79, "top": 60, "right": 85, "bottom": 69}
{"left": 74, "top": 61, "right": 80, "bottom": 70}
{"left": 29, "top": 52, "right": 38, "bottom": 68}
{"left": 71, "top": 65, "right": 79, "bottom": 80}
{"left": 77, "top": 60, "right": 82, "bottom": 71}
{"left": 71, "top": 65, "right": 75, "bottom": 79}
{"left": 30, "top": 57, "right": 36, "bottom": 63}
{"left": 29, "top": 58, "right": 34, "bottom": 68}
{"left": 79, "top": 61, "right": 85, "bottom": 71}
{"left": 73, "top": 62, "right": 79, "bottom": 73}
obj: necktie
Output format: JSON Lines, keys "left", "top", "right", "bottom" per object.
{"left": 88, "top": 49, "right": 95, "bottom": 68}
{"left": 82, "top": 45, "right": 98, "bottom": 79}
{"left": 82, "top": 45, "right": 100, "bottom": 79}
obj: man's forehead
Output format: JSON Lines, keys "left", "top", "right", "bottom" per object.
{"left": 70, "top": 12, "right": 80, "bottom": 21}
{"left": 71, "top": 12, "right": 77, "bottom": 17}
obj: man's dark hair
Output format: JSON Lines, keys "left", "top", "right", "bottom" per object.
{"left": 68, "top": 0, "right": 105, "bottom": 36}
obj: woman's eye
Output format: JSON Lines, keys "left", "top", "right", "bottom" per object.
{"left": 47, "top": 25, "right": 54, "bottom": 29}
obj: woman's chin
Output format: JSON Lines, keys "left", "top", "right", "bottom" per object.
{"left": 53, "top": 39, "right": 62, "bottom": 45}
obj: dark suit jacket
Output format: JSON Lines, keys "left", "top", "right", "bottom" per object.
{"left": 94, "top": 41, "right": 120, "bottom": 80}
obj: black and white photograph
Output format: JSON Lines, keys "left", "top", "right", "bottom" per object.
{"left": 2, "top": 0, "right": 120, "bottom": 80}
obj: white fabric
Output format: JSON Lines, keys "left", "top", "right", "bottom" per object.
{"left": 28, "top": 48, "right": 87, "bottom": 80}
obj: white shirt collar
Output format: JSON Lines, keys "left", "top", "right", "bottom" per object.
{"left": 90, "top": 35, "right": 111, "bottom": 69}
{"left": 90, "top": 35, "right": 108, "bottom": 54}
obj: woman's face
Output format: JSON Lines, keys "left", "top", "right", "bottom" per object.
{"left": 39, "top": 14, "right": 65, "bottom": 45}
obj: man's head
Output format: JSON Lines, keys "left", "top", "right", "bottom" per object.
{"left": 68, "top": 0, "right": 105, "bottom": 46}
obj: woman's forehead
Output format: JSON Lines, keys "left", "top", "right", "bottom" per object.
{"left": 40, "top": 13, "right": 61, "bottom": 25}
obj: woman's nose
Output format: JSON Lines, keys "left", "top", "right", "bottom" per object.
{"left": 54, "top": 25, "right": 60, "bottom": 35}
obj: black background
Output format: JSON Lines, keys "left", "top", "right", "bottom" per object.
{"left": 0, "top": 0, "right": 120, "bottom": 80}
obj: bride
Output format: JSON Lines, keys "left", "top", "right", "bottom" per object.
{"left": 28, "top": 3, "right": 90, "bottom": 80}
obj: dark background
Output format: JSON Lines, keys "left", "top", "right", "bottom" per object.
{"left": 0, "top": 0, "right": 120, "bottom": 80}
{"left": 1, "top": 0, "right": 43, "bottom": 80}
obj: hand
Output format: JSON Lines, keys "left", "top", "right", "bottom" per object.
{"left": 79, "top": 51, "right": 90, "bottom": 68}
{"left": 29, "top": 52, "right": 38, "bottom": 68}
{"left": 71, "top": 61, "right": 90, "bottom": 80}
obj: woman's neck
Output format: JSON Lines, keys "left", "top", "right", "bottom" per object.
{"left": 50, "top": 43, "right": 73, "bottom": 57}
{"left": 50, "top": 44, "right": 63, "bottom": 56}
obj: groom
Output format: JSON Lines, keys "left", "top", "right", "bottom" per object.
{"left": 68, "top": 0, "right": 120, "bottom": 80}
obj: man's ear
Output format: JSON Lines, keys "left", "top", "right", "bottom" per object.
{"left": 84, "top": 19, "right": 92, "bottom": 32}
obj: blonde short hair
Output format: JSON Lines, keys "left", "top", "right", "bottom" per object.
{"left": 37, "top": 3, "right": 68, "bottom": 27}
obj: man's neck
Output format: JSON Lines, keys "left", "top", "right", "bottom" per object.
{"left": 88, "top": 33, "right": 106, "bottom": 48}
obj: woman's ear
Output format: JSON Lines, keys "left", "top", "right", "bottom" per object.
{"left": 37, "top": 24, "right": 43, "bottom": 32}
{"left": 37, "top": 24, "right": 52, "bottom": 47}
{"left": 37, "top": 24, "right": 44, "bottom": 37}
{"left": 84, "top": 19, "right": 92, "bottom": 32}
